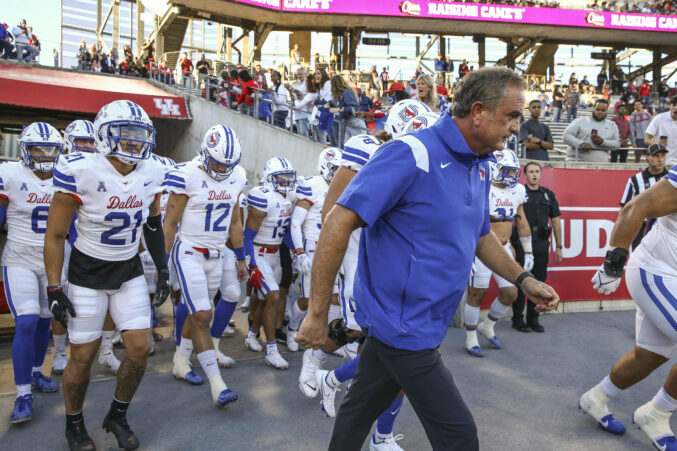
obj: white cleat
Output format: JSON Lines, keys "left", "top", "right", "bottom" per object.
{"left": 369, "top": 434, "right": 404, "bottom": 451}
{"left": 299, "top": 349, "right": 322, "bottom": 398}
{"left": 286, "top": 331, "right": 299, "bottom": 352}
{"left": 222, "top": 325, "right": 236, "bottom": 337}
{"left": 265, "top": 350, "right": 289, "bottom": 370}
{"left": 334, "top": 344, "right": 357, "bottom": 360}
{"left": 240, "top": 296, "right": 251, "bottom": 311}
{"left": 111, "top": 330, "right": 122, "bottom": 345}
{"left": 578, "top": 386, "right": 626, "bottom": 435}
{"left": 98, "top": 351, "right": 121, "bottom": 374}
{"left": 633, "top": 401, "right": 677, "bottom": 450}
{"left": 316, "top": 369, "right": 339, "bottom": 418}
{"left": 215, "top": 350, "right": 236, "bottom": 368}
{"left": 52, "top": 351, "right": 68, "bottom": 375}
{"left": 244, "top": 335, "right": 263, "bottom": 352}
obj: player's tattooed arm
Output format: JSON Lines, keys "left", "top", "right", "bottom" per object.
{"left": 114, "top": 355, "right": 146, "bottom": 402}
{"left": 148, "top": 196, "right": 161, "bottom": 217}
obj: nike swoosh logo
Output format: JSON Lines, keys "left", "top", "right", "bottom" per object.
{"left": 230, "top": 180, "right": 237, "bottom": 184}
{"left": 304, "top": 382, "right": 316, "bottom": 390}
{"left": 144, "top": 181, "right": 152, "bottom": 186}
{"left": 600, "top": 419, "right": 609, "bottom": 428}
{"left": 391, "top": 407, "right": 401, "bottom": 416}
{"left": 441, "top": 162, "right": 451, "bottom": 168}
{"left": 50, "top": 300, "right": 59, "bottom": 310}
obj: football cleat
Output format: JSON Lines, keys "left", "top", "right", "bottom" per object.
{"left": 633, "top": 401, "right": 677, "bottom": 450}
{"left": 578, "top": 387, "right": 626, "bottom": 435}
{"left": 172, "top": 360, "right": 205, "bottom": 385}
{"left": 265, "top": 350, "right": 289, "bottom": 370}
{"left": 102, "top": 411, "right": 140, "bottom": 450}
{"left": 240, "top": 296, "right": 251, "bottom": 311}
{"left": 31, "top": 372, "right": 59, "bottom": 393}
{"left": 334, "top": 343, "right": 357, "bottom": 360}
{"left": 316, "top": 369, "right": 339, "bottom": 418}
{"left": 222, "top": 325, "right": 236, "bottom": 337}
{"left": 244, "top": 335, "right": 263, "bottom": 352}
{"left": 10, "top": 394, "right": 33, "bottom": 424}
{"left": 215, "top": 350, "right": 235, "bottom": 368}
{"left": 369, "top": 434, "right": 404, "bottom": 451}
{"left": 477, "top": 321, "right": 502, "bottom": 349}
{"left": 52, "top": 351, "right": 69, "bottom": 375}
{"left": 98, "top": 351, "right": 121, "bottom": 374}
{"left": 466, "top": 345, "right": 484, "bottom": 357}
{"left": 66, "top": 420, "right": 95, "bottom": 451}
{"left": 299, "top": 349, "right": 322, "bottom": 398}
{"left": 286, "top": 329, "right": 299, "bottom": 352}
{"left": 215, "top": 389, "right": 239, "bottom": 408}
{"left": 112, "top": 330, "right": 122, "bottom": 346}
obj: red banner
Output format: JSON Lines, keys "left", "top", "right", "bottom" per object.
{"left": 483, "top": 166, "right": 636, "bottom": 307}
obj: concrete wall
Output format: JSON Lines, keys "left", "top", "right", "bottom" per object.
{"left": 153, "top": 92, "right": 325, "bottom": 182}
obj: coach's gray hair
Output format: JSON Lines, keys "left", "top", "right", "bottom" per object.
{"left": 452, "top": 67, "right": 525, "bottom": 118}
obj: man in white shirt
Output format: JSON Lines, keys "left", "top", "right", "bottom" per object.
{"left": 564, "top": 99, "right": 621, "bottom": 162}
{"left": 645, "top": 96, "right": 677, "bottom": 166}
{"left": 12, "top": 20, "right": 38, "bottom": 63}
{"left": 290, "top": 67, "right": 310, "bottom": 138}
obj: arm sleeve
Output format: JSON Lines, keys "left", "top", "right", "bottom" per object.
{"left": 337, "top": 141, "right": 416, "bottom": 226}
{"left": 290, "top": 206, "right": 308, "bottom": 250}
{"left": 143, "top": 215, "right": 168, "bottom": 270}
{"left": 244, "top": 227, "right": 258, "bottom": 267}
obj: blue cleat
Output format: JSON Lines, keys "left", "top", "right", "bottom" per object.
{"left": 486, "top": 336, "right": 503, "bottom": 349}
{"left": 31, "top": 372, "right": 59, "bottom": 393}
{"left": 579, "top": 387, "right": 626, "bottom": 435}
{"left": 654, "top": 436, "right": 677, "bottom": 451}
{"left": 10, "top": 394, "right": 33, "bottom": 424}
{"left": 466, "top": 346, "right": 484, "bottom": 357}
{"left": 184, "top": 370, "right": 204, "bottom": 385}
{"left": 597, "top": 413, "right": 627, "bottom": 435}
{"left": 633, "top": 400, "right": 677, "bottom": 450}
{"left": 215, "top": 389, "right": 238, "bottom": 407}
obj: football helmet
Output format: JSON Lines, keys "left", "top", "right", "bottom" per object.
{"left": 263, "top": 157, "right": 296, "bottom": 194}
{"left": 317, "top": 147, "right": 343, "bottom": 183}
{"left": 63, "top": 120, "right": 96, "bottom": 153}
{"left": 94, "top": 100, "right": 156, "bottom": 165}
{"left": 403, "top": 112, "right": 441, "bottom": 135}
{"left": 384, "top": 99, "right": 431, "bottom": 139}
{"left": 200, "top": 125, "right": 242, "bottom": 181}
{"left": 492, "top": 150, "right": 521, "bottom": 187}
{"left": 18, "top": 122, "right": 64, "bottom": 172}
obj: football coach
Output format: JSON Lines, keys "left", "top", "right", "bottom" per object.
{"left": 295, "top": 67, "right": 560, "bottom": 450}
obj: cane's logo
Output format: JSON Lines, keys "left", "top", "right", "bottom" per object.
{"left": 585, "top": 11, "right": 605, "bottom": 27}
{"left": 400, "top": 1, "right": 421, "bottom": 15}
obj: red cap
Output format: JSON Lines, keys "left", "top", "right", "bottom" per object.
{"left": 384, "top": 82, "right": 405, "bottom": 93}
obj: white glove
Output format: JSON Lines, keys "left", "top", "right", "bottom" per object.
{"left": 523, "top": 253, "right": 534, "bottom": 271}
{"left": 140, "top": 250, "right": 154, "bottom": 267}
{"left": 296, "top": 253, "right": 312, "bottom": 277}
{"left": 591, "top": 264, "right": 622, "bottom": 295}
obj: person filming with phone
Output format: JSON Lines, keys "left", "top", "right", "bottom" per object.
{"left": 563, "top": 98, "right": 620, "bottom": 162}
{"left": 644, "top": 95, "right": 677, "bottom": 165}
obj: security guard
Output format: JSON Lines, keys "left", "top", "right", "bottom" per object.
{"left": 511, "top": 161, "right": 563, "bottom": 332}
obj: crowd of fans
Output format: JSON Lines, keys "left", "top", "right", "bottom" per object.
{"left": 0, "top": 20, "right": 40, "bottom": 63}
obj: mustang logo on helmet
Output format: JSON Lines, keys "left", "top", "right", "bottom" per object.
{"left": 207, "top": 131, "right": 220, "bottom": 148}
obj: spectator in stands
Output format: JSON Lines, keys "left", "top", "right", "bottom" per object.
{"left": 196, "top": 54, "right": 210, "bottom": 76}
{"left": 314, "top": 52, "right": 320, "bottom": 69}
{"left": 118, "top": 56, "right": 130, "bottom": 75}
{"left": 638, "top": 79, "right": 652, "bottom": 106}
{"left": 611, "top": 65, "right": 625, "bottom": 95}
{"left": 436, "top": 75, "right": 448, "bottom": 98}
{"left": 89, "top": 43, "right": 98, "bottom": 59}
{"left": 379, "top": 67, "right": 389, "bottom": 91}
{"left": 90, "top": 53, "right": 100, "bottom": 72}
{"left": 368, "top": 69, "right": 381, "bottom": 98}
{"left": 597, "top": 69, "right": 608, "bottom": 94}
{"left": 445, "top": 55, "right": 454, "bottom": 76}
{"left": 290, "top": 44, "right": 301, "bottom": 74}
{"left": 568, "top": 72, "right": 578, "bottom": 87}
{"left": 518, "top": 99, "right": 554, "bottom": 161}
{"left": 658, "top": 78, "right": 670, "bottom": 107}
{"left": 289, "top": 67, "right": 310, "bottom": 138}
{"left": 434, "top": 54, "right": 447, "bottom": 73}
{"left": 236, "top": 69, "right": 258, "bottom": 117}
{"left": 53, "top": 48, "right": 58, "bottom": 67}
{"left": 100, "top": 53, "right": 110, "bottom": 73}
{"left": 384, "top": 82, "right": 411, "bottom": 105}
{"left": 565, "top": 84, "right": 580, "bottom": 123}
{"left": 26, "top": 27, "right": 40, "bottom": 57}
{"left": 564, "top": 98, "right": 621, "bottom": 162}
{"left": 179, "top": 52, "right": 194, "bottom": 89}
{"left": 110, "top": 47, "right": 118, "bottom": 70}
{"left": 328, "top": 74, "right": 366, "bottom": 147}
{"left": 254, "top": 64, "right": 265, "bottom": 87}
{"left": 552, "top": 85, "right": 564, "bottom": 123}
{"left": 12, "top": 20, "right": 37, "bottom": 63}
{"left": 644, "top": 95, "right": 677, "bottom": 166}
{"left": 97, "top": 40, "right": 104, "bottom": 55}
{"left": 610, "top": 104, "right": 631, "bottom": 163}
{"left": 458, "top": 59, "right": 469, "bottom": 79}
{"left": 0, "top": 23, "right": 13, "bottom": 59}
{"left": 356, "top": 87, "right": 374, "bottom": 113}
{"left": 630, "top": 100, "right": 653, "bottom": 162}
{"left": 415, "top": 74, "right": 441, "bottom": 112}
{"left": 271, "top": 70, "right": 289, "bottom": 129}
{"left": 579, "top": 75, "right": 591, "bottom": 94}
{"left": 136, "top": 57, "right": 148, "bottom": 78}
{"left": 414, "top": 66, "right": 422, "bottom": 78}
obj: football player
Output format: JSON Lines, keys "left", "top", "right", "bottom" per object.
{"left": 44, "top": 100, "right": 170, "bottom": 450}
{"left": 579, "top": 168, "right": 677, "bottom": 449}
{"left": 376, "top": 99, "right": 431, "bottom": 143}
{"left": 287, "top": 148, "right": 343, "bottom": 352}
{"left": 464, "top": 150, "right": 533, "bottom": 357}
{"left": 164, "top": 125, "right": 247, "bottom": 407}
{"left": 244, "top": 157, "right": 297, "bottom": 369}
{"left": 3, "top": 122, "right": 63, "bottom": 424}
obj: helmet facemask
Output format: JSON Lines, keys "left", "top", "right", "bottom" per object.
{"left": 267, "top": 170, "right": 296, "bottom": 194}
{"left": 105, "top": 122, "right": 156, "bottom": 165}
{"left": 201, "top": 148, "right": 237, "bottom": 181}
{"left": 22, "top": 143, "right": 62, "bottom": 172}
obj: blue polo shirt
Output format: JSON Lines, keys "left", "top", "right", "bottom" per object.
{"left": 337, "top": 113, "right": 492, "bottom": 351}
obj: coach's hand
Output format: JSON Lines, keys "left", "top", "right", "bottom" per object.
{"left": 295, "top": 312, "right": 328, "bottom": 350}
{"left": 153, "top": 268, "right": 170, "bottom": 307}
{"left": 520, "top": 278, "right": 559, "bottom": 312}
{"left": 591, "top": 265, "right": 622, "bottom": 295}
{"left": 249, "top": 265, "right": 265, "bottom": 291}
{"left": 48, "top": 286, "right": 76, "bottom": 329}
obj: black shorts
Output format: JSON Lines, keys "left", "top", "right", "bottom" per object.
{"left": 68, "top": 246, "right": 143, "bottom": 290}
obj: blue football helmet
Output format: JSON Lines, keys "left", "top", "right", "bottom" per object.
{"left": 94, "top": 100, "right": 156, "bottom": 165}
{"left": 19, "top": 122, "right": 64, "bottom": 172}
{"left": 492, "top": 150, "right": 521, "bottom": 187}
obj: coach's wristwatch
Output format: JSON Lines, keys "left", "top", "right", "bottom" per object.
{"left": 514, "top": 271, "right": 535, "bottom": 291}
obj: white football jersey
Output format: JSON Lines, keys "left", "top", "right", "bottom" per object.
{"left": 629, "top": 170, "right": 677, "bottom": 278}
{"left": 488, "top": 183, "right": 527, "bottom": 222}
{"left": 167, "top": 161, "right": 246, "bottom": 249}
{"left": 296, "top": 176, "right": 329, "bottom": 242}
{"left": 53, "top": 152, "right": 166, "bottom": 261}
{"left": 247, "top": 186, "right": 296, "bottom": 246}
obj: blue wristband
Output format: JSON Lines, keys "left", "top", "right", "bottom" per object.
{"left": 234, "top": 247, "right": 246, "bottom": 262}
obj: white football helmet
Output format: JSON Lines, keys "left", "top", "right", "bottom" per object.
{"left": 492, "top": 150, "right": 521, "bottom": 187}
{"left": 94, "top": 100, "right": 156, "bottom": 165}
{"left": 200, "top": 125, "right": 242, "bottom": 181}
{"left": 18, "top": 122, "right": 64, "bottom": 172}
{"left": 403, "top": 112, "right": 441, "bottom": 135}
{"left": 317, "top": 147, "right": 343, "bottom": 183}
{"left": 343, "top": 134, "right": 380, "bottom": 164}
{"left": 263, "top": 157, "right": 296, "bottom": 194}
{"left": 384, "top": 99, "right": 431, "bottom": 139}
{"left": 63, "top": 120, "right": 96, "bottom": 153}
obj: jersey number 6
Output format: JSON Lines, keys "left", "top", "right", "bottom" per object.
{"left": 31, "top": 206, "right": 50, "bottom": 233}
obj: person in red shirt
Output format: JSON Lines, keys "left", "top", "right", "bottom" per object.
{"left": 179, "top": 52, "right": 194, "bottom": 89}
{"left": 236, "top": 70, "right": 259, "bottom": 117}
{"left": 610, "top": 104, "right": 631, "bottom": 163}
{"left": 638, "top": 79, "right": 652, "bottom": 105}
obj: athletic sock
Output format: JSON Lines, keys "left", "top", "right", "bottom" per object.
{"left": 100, "top": 330, "right": 116, "bottom": 353}
{"left": 464, "top": 304, "right": 480, "bottom": 329}
{"left": 16, "top": 384, "right": 31, "bottom": 398}
{"left": 328, "top": 304, "right": 341, "bottom": 323}
{"left": 266, "top": 341, "right": 278, "bottom": 355}
{"left": 178, "top": 338, "right": 193, "bottom": 357}
{"left": 53, "top": 333, "right": 67, "bottom": 353}
{"left": 12, "top": 315, "right": 39, "bottom": 387}
{"left": 488, "top": 297, "right": 510, "bottom": 321}
{"left": 288, "top": 300, "right": 306, "bottom": 331}
{"left": 246, "top": 329, "right": 258, "bottom": 339}
{"left": 31, "top": 366, "right": 42, "bottom": 375}
{"left": 653, "top": 387, "right": 677, "bottom": 413}
{"left": 376, "top": 396, "right": 405, "bottom": 439}
{"left": 66, "top": 411, "right": 84, "bottom": 430}
{"left": 599, "top": 375, "right": 622, "bottom": 398}
{"left": 465, "top": 329, "right": 479, "bottom": 349}
{"left": 109, "top": 397, "right": 129, "bottom": 418}
{"left": 210, "top": 298, "right": 237, "bottom": 338}
{"left": 312, "top": 348, "right": 330, "bottom": 362}
{"left": 197, "top": 350, "right": 220, "bottom": 379}
{"left": 334, "top": 355, "right": 360, "bottom": 383}
{"left": 174, "top": 302, "right": 189, "bottom": 346}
